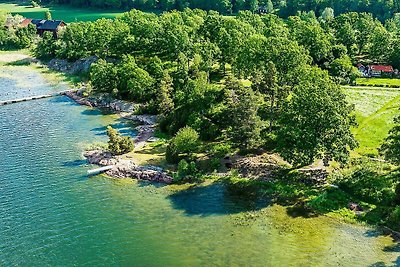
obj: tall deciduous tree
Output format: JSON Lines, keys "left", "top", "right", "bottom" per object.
{"left": 277, "top": 67, "right": 357, "bottom": 166}
{"left": 225, "top": 75, "right": 261, "bottom": 150}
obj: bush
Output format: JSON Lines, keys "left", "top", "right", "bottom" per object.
{"left": 211, "top": 143, "right": 232, "bottom": 158}
{"left": 388, "top": 206, "right": 400, "bottom": 226}
{"left": 174, "top": 159, "right": 198, "bottom": 182}
{"left": 166, "top": 126, "right": 199, "bottom": 163}
{"left": 106, "top": 126, "right": 134, "bottom": 155}
{"left": 334, "top": 162, "right": 396, "bottom": 206}
{"left": 90, "top": 60, "right": 118, "bottom": 94}
{"left": 31, "top": 1, "right": 40, "bottom": 7}
{"left": 395, "top": 183, "right": 400, "bottom": 205}
{"left": 35, "top": 31, "right": 58, "bottom": 58}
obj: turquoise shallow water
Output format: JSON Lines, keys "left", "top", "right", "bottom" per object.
{"left": 0, "top": 65, "right": 399, "bottom": 266}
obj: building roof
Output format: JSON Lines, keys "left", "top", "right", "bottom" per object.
{"left": 20, "top": 19, "right": 32, "bottom": 28}
{"left": 369, "top": 65, "right": 394, "bottom": 72}
{"left": 29, "top": 19, "right": 66, "bottom": 30}
{"left": 36, "top": 20, "right": 66, "bottom": 30}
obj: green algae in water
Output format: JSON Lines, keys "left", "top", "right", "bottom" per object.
{"left": 0, "top": 63, "right": 398, "bottom": 266}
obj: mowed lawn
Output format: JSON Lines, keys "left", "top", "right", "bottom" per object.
{"left": 344, "top": 86, "right": 400, "bottom": 156}
{"left": 0, "top": 3, "right": 124, "bottom": 22}
{"left": 356, "top": 77, "right": 400, "bottom": 87}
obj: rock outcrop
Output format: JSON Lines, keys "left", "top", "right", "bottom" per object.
{"left": 84, "top": 150, "right": 173, "bottom": 183}
{"left": 48, "top": 56, "right": 98, "bottom": 75}
{"left": 233, "top": 154, "right": 285, "bottom": 182}
{"left": 64, "top": 90, "right": 137, "bottom": 113}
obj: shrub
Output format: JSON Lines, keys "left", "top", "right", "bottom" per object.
{"left": 45, "top": 11, "right": 52, "bottom": 20}
{"left": 211, "top": 143, "right": 232, "bottom": 159}
{"left": 31, "top": 1, "right": 40, "bottom": 7}
{"left": 166, "top": 126, "right": 199, "bottom": 163}
{"left": 334, "top": 162, "right": 396, "bottom": 206}
{"left": 106, "top": 126, "right": 134, "bottom": 155}
{"left": 175, "top": 159, "right": 198, "bottom": 182}
{"left": 388, "top": 206, "right": 400, "bottom": 225}
{"left": 35, "top": 31, "right": 58, "bottom": 58}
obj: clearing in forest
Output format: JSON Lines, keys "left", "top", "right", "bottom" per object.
{"left": 344, "top": 86, "right": 400, "bottom": 156}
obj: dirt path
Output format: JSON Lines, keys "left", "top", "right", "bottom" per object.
{"left": 0, "top": 52, "right": 32, "bottom": 63}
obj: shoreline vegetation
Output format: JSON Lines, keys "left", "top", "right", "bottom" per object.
{"left": 2, "top": 5, "right": 400, "bottom": 241}
{"left": 2, "top": 51, "right": 397, "bottom": 241}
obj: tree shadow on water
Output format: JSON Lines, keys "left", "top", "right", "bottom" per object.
{"left": 91, "top": 121, "right": 136, "bottom": 136}
{"left": 61, "top": 159, "right": 87, "bottom": 167}
{"left": 168, "top": 183, "right": 271, "bottom": 216}
{"left": 286, "top": 204, "right": 319, "bottom": 218}
{"left": 81, "top": 108, "right": 114, "bottom": 116}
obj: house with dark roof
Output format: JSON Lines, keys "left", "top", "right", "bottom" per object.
{"left": 30, "top": 19, "right": 67, "bottom": 37}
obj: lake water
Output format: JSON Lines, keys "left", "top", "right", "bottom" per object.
{"left": 0, "top": 64, "right": 399, "bottom": 266}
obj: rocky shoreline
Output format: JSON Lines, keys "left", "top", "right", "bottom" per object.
{"left": 46, "top": 58, "right": 171, "bottom": 183}
{"left": 64, "top": 90, "right": 157, "bottom": 148}
{"left": 84, "top": 150, "right": 173, "bottom": 183}
{"left": 64, "top": 91, "right": 171, "bottom": 183}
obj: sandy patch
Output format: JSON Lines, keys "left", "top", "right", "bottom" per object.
{"left": 0, "top": 53, "right": 31, "bottom": 63}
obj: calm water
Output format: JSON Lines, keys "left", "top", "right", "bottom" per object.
{"left": 0, "top": 65, "right": 399, "bottom": 266}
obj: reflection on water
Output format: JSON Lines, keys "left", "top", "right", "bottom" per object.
{"left": 0, "top": 65, "right": 398, "bottom": 266}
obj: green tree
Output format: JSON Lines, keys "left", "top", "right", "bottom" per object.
{"left": 157, "top": 70, "right": 174, "bottom": 115}
{"left": 277, "top": 67, "right": 357, "bottom": 166}
{"left": 90, "top": 59, "right": 118, "bottom": 94}
{"left": 321, "top": 7, "right": 334, "bottom": 21}
{"left": 107, "top": 126, "right": 135, "bottom": 155}
{"left": 329, "top": 55, "right": 359, "bottom": 85}
{"left": 225, "top": 75, "right": 261, "bottom": 150}
{"left": 45, "top": 11, "right": 52, "bottom": 20}
{"left": 251, "top": 61, "right": 280, "bottom": 132}
{"left": 369, "top": 25, "right": 393, "bottom": 63}
{"left": 389, "top": 38, "right": 400, "bottom": 69}
{"left": 166, "top": 126, "right": 199, "bottom": 163}
{"left": 117, "top": 55, "right": 155, "bottom": 101}
{"left": 35, "top": 31, "right": 59, "bottom": 58}
{"left": 266, "top": 0, "right": 274, "bottom": 13}
{"left": 249, "top": 0, "right": 259, "bottom": 12}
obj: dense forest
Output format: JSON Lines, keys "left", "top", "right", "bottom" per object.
{"left": 26, "top": 8, "right": 399, "bottom": 166}
{"left": 30, "top": 9, "right": 366, "bottom": 166}
{"left": 36, "top": 0, "right": 400, "bottom": 21}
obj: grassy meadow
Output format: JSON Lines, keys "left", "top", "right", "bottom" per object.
{"left": 356, "top": 77, "right": 400, "bottom": 87}
{"left": 0, "top": 2, "right": 123, "bottom": 22}
{"left": 344, "top": 86, "right": 400, "bottom": 156}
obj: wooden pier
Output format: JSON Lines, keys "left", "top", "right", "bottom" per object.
{"left": 0, "top": 90, "right": 78, "bottom": 106}
{"left": 87, "top": 166, "right": 114, "bottom": 176}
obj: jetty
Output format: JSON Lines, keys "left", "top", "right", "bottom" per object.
{"left": 87, "top": 166, "right": 114, "bottom": 176}
{"left": 0, "top": 90, "right": 78, "bottom": 106}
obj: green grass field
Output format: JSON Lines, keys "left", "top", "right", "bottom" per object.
{"left": 356, "top": 77, "right": 400, "bottom": 87}
{"left": 0, "top": 3, "right": 123, "bottom": 22}
{"left": 344, "top": 86, "right": 400, "bottom": 156}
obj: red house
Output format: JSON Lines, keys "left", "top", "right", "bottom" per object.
{"left": 367, "top": 65, "right": 394, "bottom": 77}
